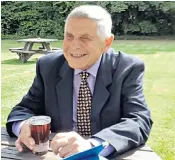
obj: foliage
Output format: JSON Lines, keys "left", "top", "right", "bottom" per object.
{"left": 1, "top": 1, "right": 175, "bottom": 39}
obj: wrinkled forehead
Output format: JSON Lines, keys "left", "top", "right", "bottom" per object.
{"left": 65, "top": 18, "right": 98, "bottom": 36}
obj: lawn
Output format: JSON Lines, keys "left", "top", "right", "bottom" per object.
{"left": 1, "top": 40, "right": 175, "bottom": 160}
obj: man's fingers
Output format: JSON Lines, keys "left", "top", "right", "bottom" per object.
{"left": 52, "top": 133, "right": 67, "bottom": 142}
{"left": 58, "top": 143, "right": 74, "bottom": 158}
{"left": 64, "top": 148, "right": 78, "bottom": 158}
{"left": 51, "top": 138, "right": 68, "bottom": 154}
{"left": 27, "top": 137, "right": 35, "bottom": 150}
{"left": 19, "top": 135, "right": 35, "bottom": 151}
{"left": 15, "top": 138, "right": 23, "bottom": 152}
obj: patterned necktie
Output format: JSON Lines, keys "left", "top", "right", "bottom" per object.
{"left": 77, "top": 71, "right": 92, "bottom": 136}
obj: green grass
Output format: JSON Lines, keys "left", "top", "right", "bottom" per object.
{"left": 1, "top": 40, "right": 175, "bottom": 160}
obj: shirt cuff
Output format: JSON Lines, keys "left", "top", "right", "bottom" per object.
{"left": 12, "top": 120, "right": 27, "bottom": 137}
{"left": 89, "top": 138, "right": 115, "bottom": 157}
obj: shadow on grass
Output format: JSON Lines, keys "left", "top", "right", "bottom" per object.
{"left": 1, "top": 58, "right": 38, "bottom": 65}
{"left": 128, "top": 52, "right": 157, "bottom": 55}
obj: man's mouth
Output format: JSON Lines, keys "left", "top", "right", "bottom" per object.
{"left": 70, "top": 54, "right": 87, "bottom": 58}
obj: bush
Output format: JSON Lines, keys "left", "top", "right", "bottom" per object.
{"left": 1, "top": 34, "right": 34, "bottom": 40}
{"left": 1, "top": 1, "right": 175, "bottom": 37}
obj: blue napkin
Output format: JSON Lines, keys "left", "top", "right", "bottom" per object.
{"left": 63, "top": 142, "right": 109, "bottom": 160}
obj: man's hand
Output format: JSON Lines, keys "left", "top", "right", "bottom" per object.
{"left": 50, "top": 131, "right": 93, "bottom": 158}
{"left": 15, "top": 121, "right": 35, "bottom": 152}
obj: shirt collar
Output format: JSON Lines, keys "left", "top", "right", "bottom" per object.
{"left": 74, "top": 55, "right": 102, "bottom": 78}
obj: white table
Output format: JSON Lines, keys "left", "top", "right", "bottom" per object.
{"left": 9, "top": 38, "right": 61, "bottom": 63}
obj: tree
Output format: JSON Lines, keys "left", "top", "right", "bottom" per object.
{"left": 1, "top": 1, "right": 174, "bottom": 39}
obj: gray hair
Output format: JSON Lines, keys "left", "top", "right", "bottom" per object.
{"left": 65, "top": 5, "right": 112, "bottom": 40}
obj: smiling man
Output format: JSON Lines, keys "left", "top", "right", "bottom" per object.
{"left": 6, "top": 5, "right": 153, "bottom": 159}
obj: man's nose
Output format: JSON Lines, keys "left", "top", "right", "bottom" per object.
{"left": 71, "top": 39, "right": 82, "bottom": 49}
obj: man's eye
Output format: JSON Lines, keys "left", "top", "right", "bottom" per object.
{"left": 67, "top": 35, "right": 74, "bottom": 40}
{"left": 80, "top": 37, "right": 90, "bottom": 41}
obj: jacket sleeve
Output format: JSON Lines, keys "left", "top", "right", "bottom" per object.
{"left": 92, "top": 61, "right": 153, "bottom": 157}
{"left": 6, "top": 59, "right": 45, "bottom": 137}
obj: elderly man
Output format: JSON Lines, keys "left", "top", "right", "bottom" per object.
{"left": 6, "top": 5, "right": 152, "bottom": 159}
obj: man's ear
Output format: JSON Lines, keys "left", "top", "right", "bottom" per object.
{"left": 104, "top": 34, "right": 114, "bottom": 52}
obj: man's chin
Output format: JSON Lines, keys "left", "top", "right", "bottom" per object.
{"left": 68, "top": 63, "right": 88, "bottom": 70}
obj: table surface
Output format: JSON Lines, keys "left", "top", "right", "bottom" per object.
{"left": 1, "top": 127, "right": 161, "bottom": 160}
{"left": 17, "top": 38, "right": 58, "bottom": 43}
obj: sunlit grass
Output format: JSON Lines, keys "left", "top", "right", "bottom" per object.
{"left": 1, "top": 40, "right": 175, "bottom": 160}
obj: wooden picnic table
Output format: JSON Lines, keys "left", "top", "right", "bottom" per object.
{"left": 9, "top": 38, "right": 62, "bottom": 63}
{"left": 1, "top": 127, "right": 162, "bottom": 160}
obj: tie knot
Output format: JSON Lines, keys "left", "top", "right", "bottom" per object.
{"left": 79, "top": 71, "right": 89, "bottom": 80}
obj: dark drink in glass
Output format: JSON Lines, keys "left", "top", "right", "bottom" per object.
{"left": 29, "top": 116, "right": 51, "bottom": 155}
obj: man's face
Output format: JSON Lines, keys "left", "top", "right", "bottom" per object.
{"left": 63, "top": 18, "right": 106, "bottom": 70}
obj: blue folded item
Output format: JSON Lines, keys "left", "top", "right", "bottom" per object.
{"left": 63, "top": 142, "right": 109, "bottom": 160}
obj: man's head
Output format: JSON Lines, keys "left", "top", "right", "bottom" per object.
{"left": 63, "top": 5, "right": 114, "bottom": 70}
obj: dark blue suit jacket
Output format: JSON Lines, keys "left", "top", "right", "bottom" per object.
{"left": 6, "top": 48, "right": 153, "bottom": 157}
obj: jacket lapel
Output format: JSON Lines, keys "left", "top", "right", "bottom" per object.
{"left": 91, "top": 52, "right": 113, "bottom": 134}
{"left": 55, "top": 49, "right": 116, "bottom": 134}
{"left": 56, "top": 61, "right": 74, "bottom": 132}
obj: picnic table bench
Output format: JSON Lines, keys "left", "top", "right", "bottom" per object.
{"left": 1, "top": 127, "right": 162, "bottom": 160}
{"left": 9, "top": 38, "right": 62, "bottom": 63}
